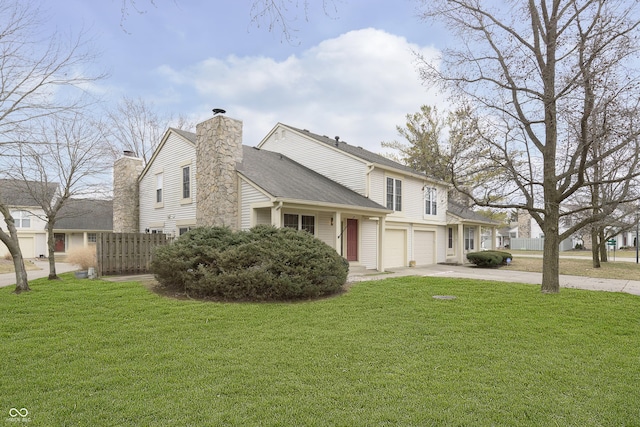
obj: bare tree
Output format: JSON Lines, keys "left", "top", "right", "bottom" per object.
{"left": 105, "top": 96, "right": 195, "bottom": 164}
{"left": 0, "top": 0, "right": 104, "bottom": 293}
{"left": 419, "top": 0, "right": 640, "bottom": 293}
{"left": 119, "top": 0, "right": 340, "bottom": 42}
{"left": 5, "top": 113, "right": 112, "bottom": 280}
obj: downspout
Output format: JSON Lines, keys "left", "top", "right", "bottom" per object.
{"left": 365, "top": 164, "right": 374, "bottom": 198}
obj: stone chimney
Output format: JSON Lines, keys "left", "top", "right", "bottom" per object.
{"left": 113, "top": 152, "right": 143, "bottom": 233}
{"left": 517, "top": 209, "right": 531, "bottom": 238}
{"left": 195, "top": 115, "right": 243, "bottom": 230}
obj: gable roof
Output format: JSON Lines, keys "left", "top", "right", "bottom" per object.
{"left": 238, "top": 146, "right": 389, "bottom": 212}
{"left": 447, "top": 200, "right": 501, "bottom": 225}
{"left": 277, "top": 124, "right": 448, "bottom": 185}
{"left": 0, "top": 179, "right": 58, "bottom": 207}
{"left": 55, "top": 199, "right": 113, "bottom": 231}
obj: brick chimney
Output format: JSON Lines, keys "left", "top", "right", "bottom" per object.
{"left": 113, "top": 152, "right": 144, "bottom": 233}
{"left": 195, "top": 115, "right": 243, "bottom": 230}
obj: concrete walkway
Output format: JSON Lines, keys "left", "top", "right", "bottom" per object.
{"left": 2, "top": 259, "right": 639, "bottom": 296}
{"left": 0, "top": 260, "right": 78, "bottom": 288}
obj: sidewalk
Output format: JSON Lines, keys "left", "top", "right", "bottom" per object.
{"left": 0, "top": 260, "right": 77, "bottom": 288}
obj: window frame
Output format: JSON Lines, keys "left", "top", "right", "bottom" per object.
{"left": 425, "top": 187, "right": 437, "bottom": 216}
{"left": 182, "top": 165, "right": 191, "bottom": 200}
{"left": 155, "top": 172, "right": 163, "bottom": 206}
{"left": 283, "top": 213, "right": 316, "bottom": 234}
{"left": 465, "top": 227, "right": 475, "bottom": 251}
{"left": 386, "top": 177, "right": 402, "bottom": 212}
{"left": 12, "top": 210, "right": 31, "bottom": 228}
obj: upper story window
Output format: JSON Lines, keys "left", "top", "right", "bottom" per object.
{"left": 386, "top": 177, "right": 402, "bottom": 211}
{"left": 156, "top": 173, "right": 163, "bottom": 204}
{"left": 283, "top": 213, "right": 315, "bottom": 234}
{"left": 182, "top": 166, "right": 191, "bottom": 199}
{"left": 12, "top": 211, "right": 31, "bottom": 228}
{"left": 425, "top": 187, "right": 437, "bottom": 215}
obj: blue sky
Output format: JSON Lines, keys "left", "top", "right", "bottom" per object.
{"left": 46, "top": 0, "right": 450, "bottom": 152}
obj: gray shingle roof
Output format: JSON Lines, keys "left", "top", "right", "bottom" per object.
{"left": 0, "top": 179, "right": 58, "bottom": 207}
{"left": 280, "top": 124, "right": 448, "bottom": 184}
{"left": 447, "top": 200, "right": 500, "bottom": 225}
{"left": 55, "top": 199, "right": 113, "bottom": 231}
{"left": 238, "top": 146, "right": 389, "bottom": 211}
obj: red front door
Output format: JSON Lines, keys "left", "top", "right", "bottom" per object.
{"left": 346, "top": 219, "right": 358, "bottom": 261}
{"left": 54, "top": 233, "right": 66, "bottom": 252}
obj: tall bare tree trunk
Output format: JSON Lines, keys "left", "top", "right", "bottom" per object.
{"left": 0, "top": 225, "right": 30, "bottom": 293}
{"left": 599, "top": 229, "right": 608, "bottom": 262}
{"left": 591, "top": 228, "right": 601, "bottom": 268}
{"left": 541, "top": 202, "right": 561, "bottom": 293}
{"left": 46, "top": 221, "right": 58, "bottom": 280}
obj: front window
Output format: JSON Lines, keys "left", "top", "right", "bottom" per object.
{"left": 12, "top": 211, "right": 31, "bottom": 228}
{"left": 182, "top": 166, "right": 190, "bottom": 199}
{"left": 283, "top": 213, "right": 315, "bottom": 234}
{"left": 465, "top": 227, "right": 475, "bottom": 251}
{"left": 386, "top": 177, "right": 402, "bottom": 211}
{"left": 425, "top": 187, "right": 437, "bottom": 215}
{"left": 448, "top": 227, "right": 453, "bottom": 249}
{"left": 87, "top": 233, "right": 97, "bottom": 243}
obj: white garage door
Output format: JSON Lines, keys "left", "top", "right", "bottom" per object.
{"left": 414, "top": 230, "right": 435, "bottom": 266}
{"left": 19, "top": 237, "right": 35, "bottom": 259}
{"left": 384, "top": 229, "right": 406, "bottom": 268}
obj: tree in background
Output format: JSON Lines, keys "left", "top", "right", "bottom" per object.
{"left": 106, "top": 96, "right": 194, "bottom": 164}
{"left": 382, "top": 105, "right": 451, "bottom": 183}
{"left": 419, "top": 0, "right": 640, "bottom": 293}
{"left": 0, "top": 0, "right": 104, "bottom": 293}
{"left": 6, "top": 113, "right": 112, "bottom": 280}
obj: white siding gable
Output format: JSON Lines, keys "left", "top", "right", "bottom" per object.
{"left": 139, "top": 131, "right": 196, "bottom": 235}
{"left": 240, "top": 180, "right": 270, "bottom": 230}
{"left": 260, "top": 127, "right": 369, "bottom": 195}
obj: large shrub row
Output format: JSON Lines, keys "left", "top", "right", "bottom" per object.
{"left": 466, "top": 250, "right": 513, "bottom": 267}
{"left": 151, "top": 226, "right": 348, "bottom": 301}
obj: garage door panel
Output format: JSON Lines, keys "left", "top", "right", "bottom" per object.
{"left": 414, "top": 230, "right": 435, "bottom": 266}
{"left": 384, "top": 229, "right": 406, "bottom": 268}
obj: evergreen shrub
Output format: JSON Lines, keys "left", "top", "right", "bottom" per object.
{"left": 151, "top": 225, "right": 348, "bottom": 301}
{"left": 466, "top": 250, "right": 513, "bottom": 267}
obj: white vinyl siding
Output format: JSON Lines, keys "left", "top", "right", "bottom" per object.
{"left": 139, "top": 132, "right": 197, "bottom": 235}
{"left": 317, "top": 212, "right": 335, "bottom": 249}
{"left": 360, "top": 219, "right": 378, "bottom": 270}
{"left": 240, "top": 181, "right": 270, "bottom": 230}
{"left": 261, "top": 129, "right": 369, "bottom": 195}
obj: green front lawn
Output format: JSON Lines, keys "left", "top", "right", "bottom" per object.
{"left": 2, "top": 275, "right": 639, "bottom": 426}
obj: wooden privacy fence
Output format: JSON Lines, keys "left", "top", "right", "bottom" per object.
{"left": 96, "top": 232, "right": 171, "bottom": 276}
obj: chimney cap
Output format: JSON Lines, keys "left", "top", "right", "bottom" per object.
{"left": 123, "top": 150, "right": 135, "bottom": 157}
{"left": 212, "top": 108, "right": 226, "bottom": 116}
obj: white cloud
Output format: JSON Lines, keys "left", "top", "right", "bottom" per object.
{"left": 157, "top": 28, "right": 446, "bottom": 152}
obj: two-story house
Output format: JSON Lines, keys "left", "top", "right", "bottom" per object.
{"left": 113, "top": 114, "right": 497, "bottom": 270}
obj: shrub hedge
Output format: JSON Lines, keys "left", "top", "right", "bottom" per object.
{"left": 151, "top": 225, "right": 349, "bottom": 301}
{"left": 466, "top": 250, "right": 513, "bottom": 267}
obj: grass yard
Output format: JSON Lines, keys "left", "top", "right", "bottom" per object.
{"left": 507, "top": 255, "right": 640, "bottom": 280}
{"left": 2, "top": 274, "right": 640, "bottom": 426}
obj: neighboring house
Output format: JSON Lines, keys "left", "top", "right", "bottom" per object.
{"left": 54, "top": 199, "right": 114, "bottom": 253}
{"left": 447, "top": 200, "right": 501, "bottom": 260}
{"left": 516, "top": 208, "right": 639, "bottom": 251}
{"left": 113, "top": 114, "right": 498, "bottom": 270}
{"left": 0, "top": 179, "right": 113, "bottom": 258}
